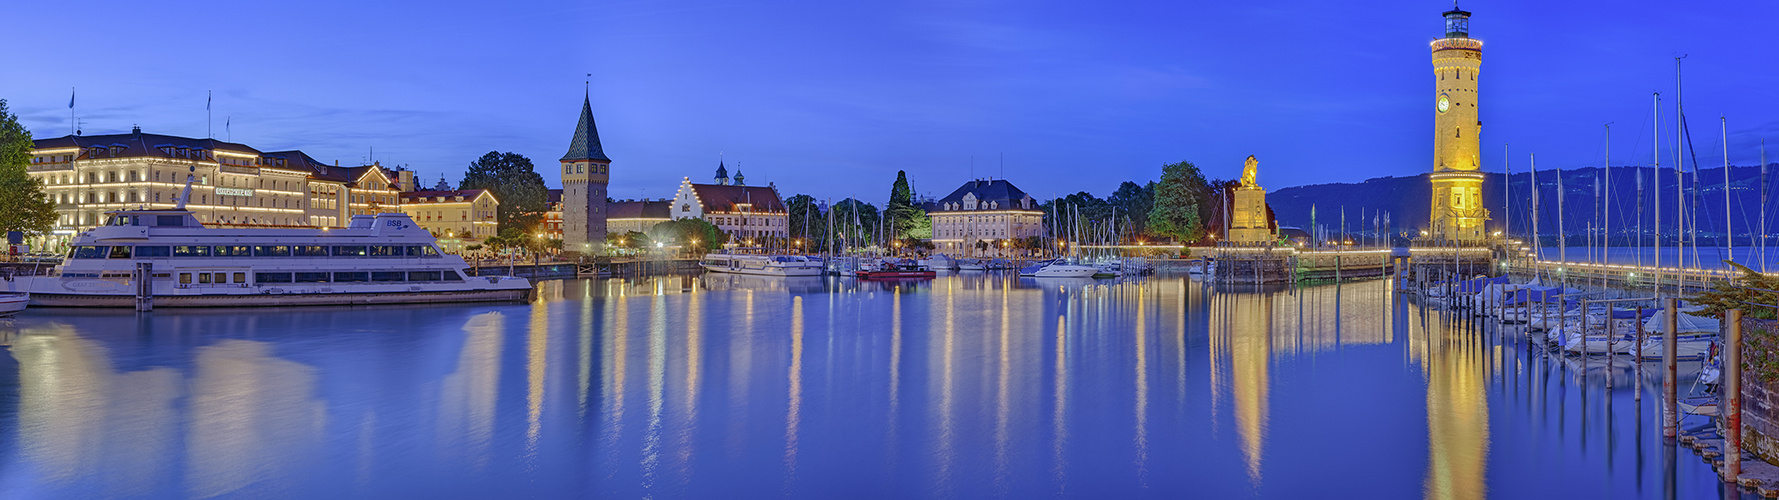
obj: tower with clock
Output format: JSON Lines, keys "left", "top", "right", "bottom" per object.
{"left": 1428, "top": 5, "right": 1489, "bottom": 243}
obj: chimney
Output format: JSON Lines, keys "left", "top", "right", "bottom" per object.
{"left": 131, "top": 125, "right": 141, "bottom": 138}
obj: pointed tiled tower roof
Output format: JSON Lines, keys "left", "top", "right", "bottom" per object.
{"left": 561, "top": 94, "right": 611, "bottom": 162}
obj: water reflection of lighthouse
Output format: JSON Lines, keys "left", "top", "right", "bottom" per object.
{"left": 1411, "top": 311, "right": 1490, "bottom": 500}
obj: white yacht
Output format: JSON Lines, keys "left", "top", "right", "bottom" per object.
{"left": 3, "top": 208, "right": 532, "bottom": 307}
{"left": 700, "top": 253, "right": 824, "bottom": 277}
{"left": 1022, "top": 261, "right": 1098, "bottom": 278}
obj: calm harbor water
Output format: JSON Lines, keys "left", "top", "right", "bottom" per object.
{"left": 0, "top": 274, "right": 1736, "bottom": 498}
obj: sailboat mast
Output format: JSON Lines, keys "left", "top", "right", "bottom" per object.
{"left": 1764, "top": 140, "right": 1770, "bottom": 273}
{"left": 1604, "top": 123, "right": 1611, "bottom": 290}
{"left": 1653, "top": 92, "right": 1662, "bottom": 295}
{"left": 1558, "top": 158, "right": 1567, "bottom": 276}
{"left": 1724, "top": 116, "right": 1733, "bottom": 263}
{"left": 1676, "top": 56, "right": 1689, "bottom": 294}
{"left": 1531, "top": 154, "right": 1541, "bottom": 278}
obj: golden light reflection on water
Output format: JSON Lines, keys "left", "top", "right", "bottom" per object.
{"left": 601, "top": 285, "right": 630, "bottom": 466}
{"left": 642, "top": 293, "right": 669, "bottom": 489}
{"left": 184, "top": 339, "right": 325, "bottom": 498}
{"left": 678, "top": 281, "right": 703, "bottom": 481}
{"left": 1134, "top": 284, "right": 1150, "bottom": 486}
{"left": 13, "top": 323, "right": 181, "bottom": 496}
{"left": 1420, "top": 313, "right": 1491, "bottom": 500}
{"left": 932, "top": 277, "right": 957, "bottom": 492}
{"left": 579, "top": 281, "right": 595, "bottom": 422}
{"left": 438, "top": 313, "right": 504, "bottom": 472}
{"left": 525, "top": 293, "right": 550, "bottom": 455}
{"left": 784, "top": 295, "right": 804, "bottom": 484}
{"left": 994, "top": 282, "right": 1013, "bottom": 494}
{"left": 1228, "top": 292, "right": 1272, "bottom": 485}
{"left": 887, "top": 290, "right": 903, "bottom": 470}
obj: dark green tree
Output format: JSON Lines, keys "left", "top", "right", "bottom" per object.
{"left": 459, "top": 152, "right": 548, "bottom": 234}
{"left": 1109, "top": 180, "right": 1155, "bottom": 236}
{"left": 648, "top": 218, "right": 725, "bottom": 251}
{"left": 1148, "top": 160, "right": 1209, "bottom": 242}
{"left": 0, "top": 100, "right": 58, "bottom": 238}
{"left": 884, "top": 170, "right": 930, "bottom": 240}
{"left": 786, "top": 194, "right": 827, "bottom": 249}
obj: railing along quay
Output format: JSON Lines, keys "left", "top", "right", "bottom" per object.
{"left": 1508, "top": 259, "right": 1734, "bottom": 291}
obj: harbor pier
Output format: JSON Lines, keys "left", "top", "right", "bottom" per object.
{"left": 1212, "top": 245, "right": 1395, "bottom": 284}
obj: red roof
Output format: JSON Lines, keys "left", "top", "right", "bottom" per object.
{"left": 608, "top": 200, "right": 671, "bottom": 219}
{"left": 688, "top": 184, "right": 786, "bottom": 213}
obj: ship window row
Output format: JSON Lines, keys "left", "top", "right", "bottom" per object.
{"left": 243, "top": 270, "right": 461, "bottom": 284}
{"left": 176, "top": 270, "right": 462, "bottom": 285}
{"left": 72, "top": 245, "right": 443, "bottom": 259}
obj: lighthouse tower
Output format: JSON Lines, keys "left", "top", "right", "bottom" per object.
{"left": 1428, "top": 6, "right": 1488, "bottom": 243}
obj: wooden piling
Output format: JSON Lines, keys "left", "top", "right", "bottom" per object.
{"left": 1726, "top": 308, "right": 1743, "bottom": 482}
{"left": 1664, "top": 298, "right": 1678, "bottom": 440}
{"left": 1635, "top": 306, "right": 1644, "bottom": 402}
{"left": 134, "top": 262, "right": 153, "bottom": 312}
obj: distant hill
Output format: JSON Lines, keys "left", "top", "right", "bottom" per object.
{"left": 1266, "top": 165, "right": 1779, "bottom": 244}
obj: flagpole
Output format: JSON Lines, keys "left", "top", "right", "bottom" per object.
{"left": 207, "top": 90, "right": 213, "bottom": 139}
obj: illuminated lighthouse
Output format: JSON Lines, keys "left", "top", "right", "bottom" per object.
{"left": 1428, "top": 6, "right": 1488, "bottom": 243}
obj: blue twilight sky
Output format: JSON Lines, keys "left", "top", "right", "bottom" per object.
{"left": 4, "top": 0, "right": 1777, "bottom": 202}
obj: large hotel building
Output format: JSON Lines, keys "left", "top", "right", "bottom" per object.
{"left": 24, "top": 127, "right": 446, "bottom": 252}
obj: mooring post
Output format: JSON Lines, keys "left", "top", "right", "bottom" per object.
{"left": 134, "top": 262, "right": 153, "bottom": 312}
{"left": 1635, "top": 306, "right": 1644, "bottom": 402}
{"left": 1580, "top": 299, "right": 1589, "bottom": 373}
{"left": 1664, "top": 297, "right": 1679, "bottom": 440}
{"left": 1725, "top": 308, "right": 1743, "bottom": 482}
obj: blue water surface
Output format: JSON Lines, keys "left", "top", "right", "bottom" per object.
{"left": 0, "top": 274, "right": 1736, "bottom": 498}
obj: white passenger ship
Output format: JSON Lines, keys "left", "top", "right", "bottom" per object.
{"left": 699, "top": 253, "right": 823, "bottom": 277}
{"left": 4, "top": 208, "right": 532, "bottom": 307}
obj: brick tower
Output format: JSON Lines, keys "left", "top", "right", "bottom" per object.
{"left": 561, "top": 95, "right": 612, "bottom": 254}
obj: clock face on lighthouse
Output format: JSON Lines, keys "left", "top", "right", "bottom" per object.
{"left": 1437, "top": 94, "right": 1451, "bottom": 113}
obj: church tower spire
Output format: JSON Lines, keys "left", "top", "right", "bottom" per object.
{"left": 561, "top": 93, "right": 612, "bottom": 253}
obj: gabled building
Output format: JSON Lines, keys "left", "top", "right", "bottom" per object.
{"left": 929, "top": 179, "right": 1044, "bottom": 255}
{"left": 671, "top": 170, "right": 788, "bottom": 242}
{"left": 341, "top": 163, "right": 406, "bottom": 217}
{"left": 399, "top": 189, "right": 499, "bottom": 252}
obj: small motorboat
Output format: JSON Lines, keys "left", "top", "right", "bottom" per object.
{"left": 856, "top": 260, "right": 936, "bottom": 280}
{"left": 957, "top": 259, "right": 986, "bottom": 271}
{"left": 0, "top": 292, "right": 27, "bottom": 316}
